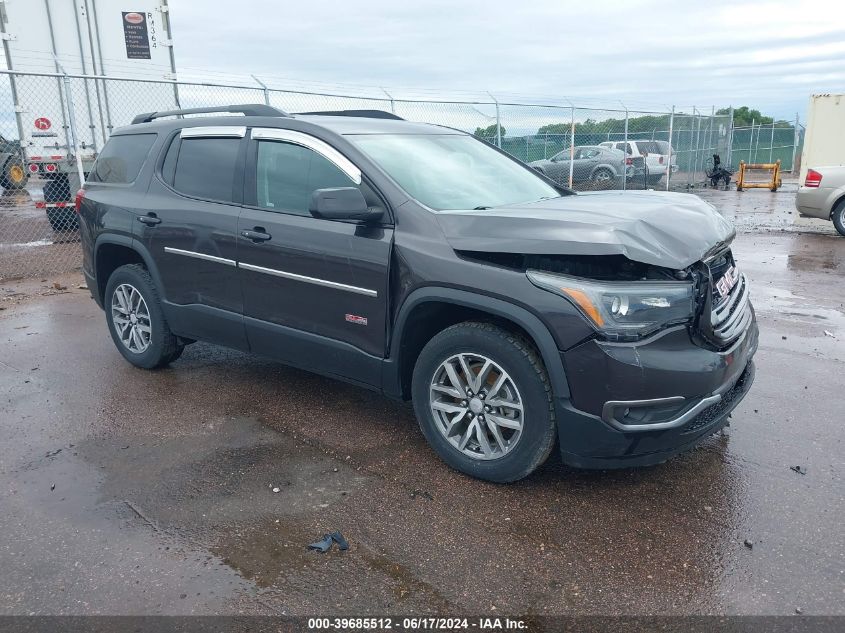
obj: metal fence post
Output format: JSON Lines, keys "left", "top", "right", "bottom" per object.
{"left": 489, "top": 93, "right": 502, "bottom": 148}
{"left": 748, "top": 118, "right": 755, "bottom": 164}
{"left": 251, "top": 75, "right": 270, "bottom": 106}
{"left": 768, "top": 121, "right": 775, "bottom": 164}
{"left": 791, "top": 113, "right": 800, "bottom": 173}
{"left": 569, "top": 106, "right": 575, "bottom": 188}
{"left": 381, "top": 88, "right": 396, "bottom": 114}
{"left": 622, "top": 107, "right": 628, "bottom": 191}
{"left": 59, "top": 70, "right": 86, "bottom": 187}
{"left": 726, "top": 106, "right": 734, "bottom": 167}
{"left": 666, "top": 106, "right": 674, "bottom": 191}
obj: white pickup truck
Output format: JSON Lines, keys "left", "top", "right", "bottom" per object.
{"left": 599, "top": 140, "right": 677, "bottom": 185}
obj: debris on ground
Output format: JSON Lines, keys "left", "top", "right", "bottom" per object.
{"left": 823, "top": 330, "right": 835, "bottom": 338}
{"left": 308, "top": 530, "right": 349, "bottom": 553}
{"left": 410, "top": 489, "right": 434, "bottom": 500}
{"left": 78, "top": 284, "right": 88, "bottom": 290}
{"left": 743, "top": 539, "right": 754, "bottom": 549}
{"left": 50, "top": 483, "right": 55, "bottom": 491}
{"left": 790, "top": 465, "right": 807, "bottom": 475}
{"left": 272, "top": 487, "right": 280, "bottom": 493}
{"left": 795, "top": 608, "right": 803, "bottom": 615}
{"left": 52, "top": 282, "right": 67, "bottom": 291}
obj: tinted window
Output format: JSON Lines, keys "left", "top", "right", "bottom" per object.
{"left": 89, "top": 133, "right": 156, "bottom": 184}
{"left": 256, "top": 140, "right": 356, "bottom": 215}
{"left": 636, "top": 141, "right": 664, "bottom": 154}
{"left": 172, "top": 137, "right": 241, "bottom": 202}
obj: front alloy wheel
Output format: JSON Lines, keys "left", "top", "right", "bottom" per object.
{"left": 412, "top": 322, "right": 556, "bottom": 483}
{"left": 429, "top": 352, "right": 524, "bottom": 460}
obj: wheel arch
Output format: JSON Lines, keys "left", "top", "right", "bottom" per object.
{"left": 384, "top": 287, "right": 570, "bottom": 400}
{"left": 590, "top": 163, "right": 618, "bottom": 178}
{"left": 94, "top": 235, "right": 164, "bottom": 305}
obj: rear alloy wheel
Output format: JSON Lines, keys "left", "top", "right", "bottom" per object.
{"left": 591, "top": 168, "right": 614, "bottom": 189}
{"left": 105, "top": 264, "right": 184, "bottom": 369}
{"left": 832, "top": 200, "right": 845, "bottom": 237}
{"left": 412, "top": 322, "right": 556, "bottom": 482}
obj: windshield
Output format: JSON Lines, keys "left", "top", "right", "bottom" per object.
{"left": 348, "top": 134, "right": 560, "bottom": 211}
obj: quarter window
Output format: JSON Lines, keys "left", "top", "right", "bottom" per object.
{"left": 170, "top": 137, "right": 241, "bottom": 203}
{"left": 255, "top": 140, "right": 357, "bottom": 215}
{"left": 88, "top": 133, "right": 156, "bottom": 184}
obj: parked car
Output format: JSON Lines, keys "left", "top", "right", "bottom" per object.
{"left": 796, "top": 166, "right": 845, "bottom": 236}
{"left": 529, "top": 146, "right": 626, "bottom": 188}
{"left": 599, "top": 140, "right": 677, "bottom": 185}
{"left": 78, "top": 104, "right": 757, "bottom": 483}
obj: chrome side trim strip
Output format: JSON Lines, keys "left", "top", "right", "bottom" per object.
{"left": 251, "top": 128, "right": 362, "bottom": 184}
{"left": 181, "top": 126, "right": 247, "bottom": 138}
{"left": 238, "top": 262, "right": 377, "bottom": 297}
{"left": 163, "top": 247, "right": 236, "bottom": 267}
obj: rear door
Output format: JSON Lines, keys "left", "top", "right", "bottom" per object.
{"left": 136, "top": 126, "right": 248, "bottom": 349}
{"left": 237, "top": 127, "right": 392, "bottom": 386}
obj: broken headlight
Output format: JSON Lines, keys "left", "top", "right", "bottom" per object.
{"left": 527, "top": 270, "right": 695, "bottom": 340}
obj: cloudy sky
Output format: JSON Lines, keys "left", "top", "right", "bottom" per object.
{"left": 169, "top": 0, "right": 844, "bottom": 120}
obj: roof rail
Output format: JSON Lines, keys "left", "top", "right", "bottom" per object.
{"left": 131, "top": 104, "right": 288, "bottom": 124}
{"left": 296, "top": 109, "right": 405, "bottom": 121}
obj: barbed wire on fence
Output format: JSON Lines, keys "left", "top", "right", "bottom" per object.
{"left": 0, "top": 69, "right": 804, "bottom": 281}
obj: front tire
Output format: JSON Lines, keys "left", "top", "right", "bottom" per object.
{"left": 1, "top": 157, "right": 28, "bottom": 190}
{"left": 832, "top": 200, "right": 845, "bottom": 237}
{"left": 411, "top": 322, "right": 556, "bottom": 483}
{"left": 105, "top": 264, "right": 184, "bottom": 369}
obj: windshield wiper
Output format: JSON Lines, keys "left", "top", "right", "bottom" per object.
{"left": 473, "top": 205, "right": 493, "bottom": 210}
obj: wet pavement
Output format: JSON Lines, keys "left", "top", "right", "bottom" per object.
{"left": 1, "top": 187, "right": 844, "bottom": 616}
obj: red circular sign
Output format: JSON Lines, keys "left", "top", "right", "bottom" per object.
{"left": 124, "top": 12, "right": 144, "bottom": 24}
{"left": 34, "top": 117, "right": 51, "bottom": 130}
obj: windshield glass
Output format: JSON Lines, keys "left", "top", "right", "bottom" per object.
{"left": 348, "top": 134, "right": 559, "bottom": 211}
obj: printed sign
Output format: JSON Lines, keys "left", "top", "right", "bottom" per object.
{"left": 34, "top": 117, "right": 51, "bottom": 130}
{"left": 122, "top": 11, "right": 151, "bottom": 59}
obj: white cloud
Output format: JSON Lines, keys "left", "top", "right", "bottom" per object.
{"left": 169, "top": 0, "right": 845, "bottom": 120}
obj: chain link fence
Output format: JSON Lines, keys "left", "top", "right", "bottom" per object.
{"left": 0, "top": 69, "right": 803, "bottom": 281}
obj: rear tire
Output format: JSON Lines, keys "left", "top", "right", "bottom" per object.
{"left": 43, "top": 174, "right": 71, "bottom": 203}
{"left": 105, "top": 264, "right": 184, "bottom": 369}
{"left": 832, "top": 200, "right": 845, "bottom": 237}
{"left": 47, "top": 207, "right": 79, "bottom": 232}
{"left": 591, "top": 168, "right": 614, "bottom": 189}
{"left": 411, "top": 322, "right": 556, "bottom": 483}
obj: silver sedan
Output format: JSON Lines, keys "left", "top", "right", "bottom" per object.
{"left": 529, "top": 146, "right": 627, "bottom": 188}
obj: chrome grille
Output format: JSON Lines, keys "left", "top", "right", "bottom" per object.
{"left": 709, "top": 271, "right": 752, "bottom": 344}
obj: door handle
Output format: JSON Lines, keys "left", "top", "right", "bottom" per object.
{"left": 137, "top": 214, "right": 161, "bottom": 226}
{"left": 240, "top": 229, "right": 272, "bottom": 242}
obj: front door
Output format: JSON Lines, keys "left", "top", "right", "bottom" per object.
{"left": 237, "top": 128, "right": 393, "bottom": 386}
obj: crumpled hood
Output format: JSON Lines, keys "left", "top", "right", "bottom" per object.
{"left": 433, "top": 190, "right": 735, "bottom": 269}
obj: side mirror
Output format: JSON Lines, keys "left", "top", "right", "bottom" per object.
{"left": 309, "top": 187, "right": 382, "bottom": 222}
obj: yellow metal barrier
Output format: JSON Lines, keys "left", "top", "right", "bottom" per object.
{"left": 736, "top": 159, "right": 782, "bottom": 191}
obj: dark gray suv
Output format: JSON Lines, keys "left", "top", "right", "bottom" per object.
{"left": 78, "top": 105, "right": 757, "bottom": 482}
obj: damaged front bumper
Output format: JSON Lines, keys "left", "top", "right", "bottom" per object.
{"left": 555, "top": 317, "right": 758, "bottom": 469}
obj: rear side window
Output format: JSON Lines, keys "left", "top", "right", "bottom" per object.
{"left": 169, "top": 137, "right": 241, "bottom": 203}
{"left": 88, "top": 133, "right": 156, "bottom": 184}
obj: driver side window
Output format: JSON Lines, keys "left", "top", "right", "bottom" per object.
{"left": 256, "top": 140, "right": 357, "bottom": 216}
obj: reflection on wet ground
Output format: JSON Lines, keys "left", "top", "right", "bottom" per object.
{"left": 0, "top": 192, "right": 843, "bottom": 616}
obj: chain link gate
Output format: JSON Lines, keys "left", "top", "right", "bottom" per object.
{"left": 0, "top": 69, "right": 803, "bottom": 281}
